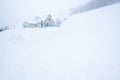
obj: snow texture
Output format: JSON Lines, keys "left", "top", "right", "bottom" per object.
{"left": 0, "top": 2, "right": 120, "bottom": 80}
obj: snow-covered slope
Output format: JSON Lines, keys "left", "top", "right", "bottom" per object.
{"left": 0, "top": 3, "right": 120, "bottom": 80}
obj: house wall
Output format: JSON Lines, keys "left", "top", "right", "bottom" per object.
{"left": 23, "top": 23, "right": 37, "bottom": 28}
{"left": 44, "top": 17, "right": 55, "bottom": 27}
{"left": 23, "top": 22, "right": 43, "bottom": 28}
{"left": 36, "top": 22, "right": 42, "bottom": 27}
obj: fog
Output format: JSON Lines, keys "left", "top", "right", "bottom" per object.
{"left": 0, "top": 0, "right": 120, "bottom": 28}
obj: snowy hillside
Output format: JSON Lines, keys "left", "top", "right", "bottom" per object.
{"left": 0, "top": 3, "right": 120, "bottom": 80}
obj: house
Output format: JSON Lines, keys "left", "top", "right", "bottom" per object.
{"left": 42, "top": 14, "right": 55, "bottom": 27}
{"left": 23, "top": 14, "right": 55, "bottom": 28}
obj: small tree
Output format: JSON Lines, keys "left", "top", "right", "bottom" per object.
{"left": 0, "top": 26, "right": 9, "bottom": 32}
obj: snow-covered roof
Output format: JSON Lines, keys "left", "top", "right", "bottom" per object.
{"left": 34, "top": 14, "right": 53, "bottom": 23}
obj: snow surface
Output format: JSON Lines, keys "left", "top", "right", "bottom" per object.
{"left": 0, "top": 3, "right": 120, "bottom": 80}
